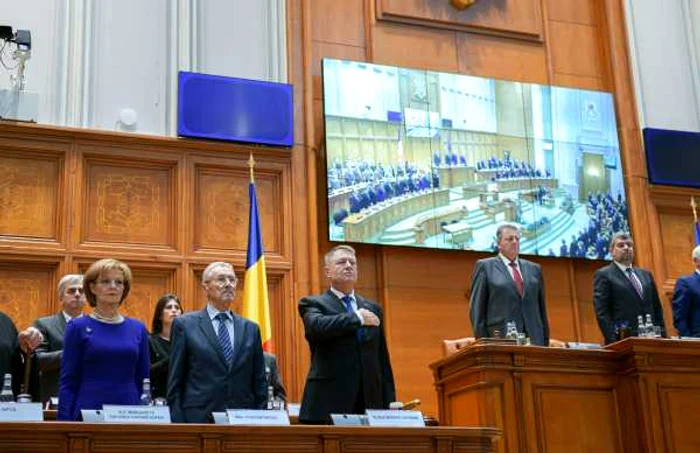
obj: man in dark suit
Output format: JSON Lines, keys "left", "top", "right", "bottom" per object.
{"left": 298, "top": 245, "right": 395, "bottom": 424}
{"left": 593, "top": 232, "right": 667, "bottom": 344}
{"left": 22, "top": 274, "right": 85, "bottom": 404}
{"left": 672, "top": 245, "right": 700, "bottom": 337}
{"left": 168, "top": 261, "right": 266, "bottom": 423}
{"left": 469, "top": 224, "right": 550, "bottom": 346}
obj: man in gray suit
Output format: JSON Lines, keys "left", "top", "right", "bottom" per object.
{"left": 469, "top": 224, "right": 550, "bottom": 346}
{"left": 168, "top": 261, "right": 266, "bottom": 423}
{"left": 24, "top": 274, "right": 86, "bottom": 403}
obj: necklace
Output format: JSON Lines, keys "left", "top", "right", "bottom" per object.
{"left": 90, "top": 309, "right": 124, "bottom": 324}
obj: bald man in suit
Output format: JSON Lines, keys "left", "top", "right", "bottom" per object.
{"left": 469, "top": 224, "right": 550, "bottom": 346}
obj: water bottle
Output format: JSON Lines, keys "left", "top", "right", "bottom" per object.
{"left": 644, "top": 314, "right": 654, "bottom": 338}
{"left": 139, "top": 378, "right": 152, "bottom": 406}
{"left": 267, "top": 385, "right": 275, "bottom": 410}
{"left": 637, "top": 315, "right": 646, "bottom": 338}
{"left": 505, "top": 321, "right": 518, "bottom": 340}
{"left": 0, "top": 373, "right": 13, "bottom": 403}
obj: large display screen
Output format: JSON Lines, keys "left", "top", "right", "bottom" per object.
{"left": 322, "top": 58, "right": 629, "bottom": 260}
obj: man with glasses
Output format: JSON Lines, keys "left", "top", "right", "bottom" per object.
{"left": 22, "top": 274, "right": 86, "bottom": 404}
{"left": 593, "top": 232, "right": 667, "bottom": 344}
{"left": 168, "top": 261, "right": 266, "bottom": 423}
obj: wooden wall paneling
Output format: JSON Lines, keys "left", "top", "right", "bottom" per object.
{"left": 312, "top": 0, "right": 366, "bottom": 47}
{"left": 74, "top": 144, "right": 182, "bottom": 255}
{"left": 573, "top": 259, "right": 606, "bottom": 344}
{"left": 456, "top": 33, "right": 549, "bottom": 84}
{"left": 0, "top": 258, "right": 62, "bottom": 329}
{"left": 189, "top": 153, "right": 290, "bottom": 262}
{"left": 371, "top": 23, "right": 459, "bottom": 73}
{"left": 539, "top": 258, "right": 577, "bottom": 342}
{"left": 376, "top": 0, "right": 544, "bottom": 42}
{"left": 0, "top": 148, "right": 66, "bottom": 248}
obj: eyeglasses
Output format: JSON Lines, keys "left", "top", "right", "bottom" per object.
{"left": 65, "top": 288, "right": 85, "bottom": 295}
{"left": 209, "top": 276, "right": 237, "bottom": 287}
{"left": 97, "top": 279, "right": 125, "bottom": 288}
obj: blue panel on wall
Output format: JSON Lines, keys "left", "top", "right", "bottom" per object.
{"left": 178, "top": 71, "right": 293, "bottom": 147}
{"left": 644, "top": 127, "right": 700, "bottom": 188}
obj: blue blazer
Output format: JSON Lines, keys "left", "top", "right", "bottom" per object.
{"left": 167, "top": 309, "right": 266, "bottom": 423}
{"left": 672, "top": 273, "right": 700, "bottom": 337}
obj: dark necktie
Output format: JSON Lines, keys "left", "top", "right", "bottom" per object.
{"left": 342, "top": 295, "right": 365, "bottom": 342}
{"left": 626, "top": 268, "right": 643, "bottom": 299}
{"left": 215, "top": 312, "right": 234, "bottom": 367}
{"left": 509, "top": 261, "right": 524, "bottom": 297}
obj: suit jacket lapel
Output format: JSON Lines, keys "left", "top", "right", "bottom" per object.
{"left": 198, "top": 309, "right": 228, "bottom": 367}
{"left": 324, "top": 289, "right": 346, "bottom": 313}
{"left": 56, "top": 312, "right": 67, "bottom": 336}
{"left": 229, "top": 314, "right": 245, "bottom": 371}
{"left": 612, "top": 264, "right": 643, "bottom": 301}
{"left": 495, "top": 257, "right": 521, "bottom": 298}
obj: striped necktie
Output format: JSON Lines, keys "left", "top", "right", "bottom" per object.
{"left": 626, "top": 268, "right": 643, "bottom": 299}
{"left": 215, "top": 312, "right": 234, "bottom": 367}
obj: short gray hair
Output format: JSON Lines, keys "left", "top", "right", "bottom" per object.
{"left": 324, "top": 245, "right": 356, "bottom": 267}
{"left": 202, "top": 262, "right": 234, "bottom": 283}
{"left": 693, "top": 245, "right": 700, "bottom": 260}
{"left": 496, "top": 223, "right": 520, "bottom": 242}
{"left": 58, "top": 274, "right": 84, "bottom": 299}
{"left": 609, "top": 231, "right": 632, "bottom": 251}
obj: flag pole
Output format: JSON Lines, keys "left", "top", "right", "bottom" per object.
{"left": 248, "top": 152, "right": 255, "bottom": 184}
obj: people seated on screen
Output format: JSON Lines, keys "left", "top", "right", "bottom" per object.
{"left": 58, "top": 259, "right": 150, "bottom": 421}
{"left": 149, "top": 293, "right": 183, "bottom": 401}
{"left": 21, "top": 274, "right": 86, "bottom": 405}
{"left": 672, "top": 245, "right": 700, "bottom": 337}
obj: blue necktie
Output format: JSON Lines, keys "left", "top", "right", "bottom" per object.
{"left": 215, "top": 313, "right": 234, "bottom": 367}
{"left": 342, "top": 295, "right": 365, "bottom": 342}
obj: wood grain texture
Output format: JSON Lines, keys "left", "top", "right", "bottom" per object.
{"left": 0, "top": 424, "right": 500, "bottom": 453}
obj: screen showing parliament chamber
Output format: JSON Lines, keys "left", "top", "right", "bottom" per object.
{"left": 322, "top": 58, "right": 629, "bottom": 260}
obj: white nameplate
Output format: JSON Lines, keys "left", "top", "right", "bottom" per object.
{"left": 0, "top": 403, "right": 43, "bottom": 422}
{"left": 81, "top": 409, "right": 103, "bottom": 422}
{"left": 286, "top": 403, "right": 300, "bottom": 417}
{"left": 226, "top": 409, "right": 290, "bottom": 425}
{"left": 212, "top": 412, "right": 228, "bottom": 424}
{"left": 366, "top": 410, "right": 425, "bottom": 427}
{"left": 102, "top": 405, "right": 171, "bottom": 424}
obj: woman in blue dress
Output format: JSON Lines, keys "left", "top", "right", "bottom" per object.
{"left": 58, "top": 258, "right": 149, "bottom": 421}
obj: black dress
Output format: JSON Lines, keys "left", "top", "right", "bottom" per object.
{"left": 149, "top": 334, "right": 171, "bottom": 399}
{"left": 0, "top": 312, "right": 23, "bottom": 397}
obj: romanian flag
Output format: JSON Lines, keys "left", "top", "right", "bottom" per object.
{"left": 242, "top": 164, "right": 273, "bottom": 352}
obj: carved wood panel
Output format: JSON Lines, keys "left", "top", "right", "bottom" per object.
{"left": 81, "top": 157, "right": 177, "bottom": 249}
{"left": 0, "top": 261, "right": 58, "bottom": 329}
{"left": 377, "top": 0, "right": 544, "bottom": 41}
{"left": 192, "top": 162, "right": 282, "bottom": 256}
{"left": 0, "top": 153, "right": 62, "bottom": 240}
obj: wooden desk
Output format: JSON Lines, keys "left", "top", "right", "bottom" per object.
{"left": 343, "top": 189, "right": 449, "bottom": 242}
{"left": 0, "top": 422, "right": 500, "bottom": 453}
{"left": 438, "top": 166, "right": 475, "bottom": 188}
{"left": 431, "top": 338, "right": 700, "bottom": 453}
